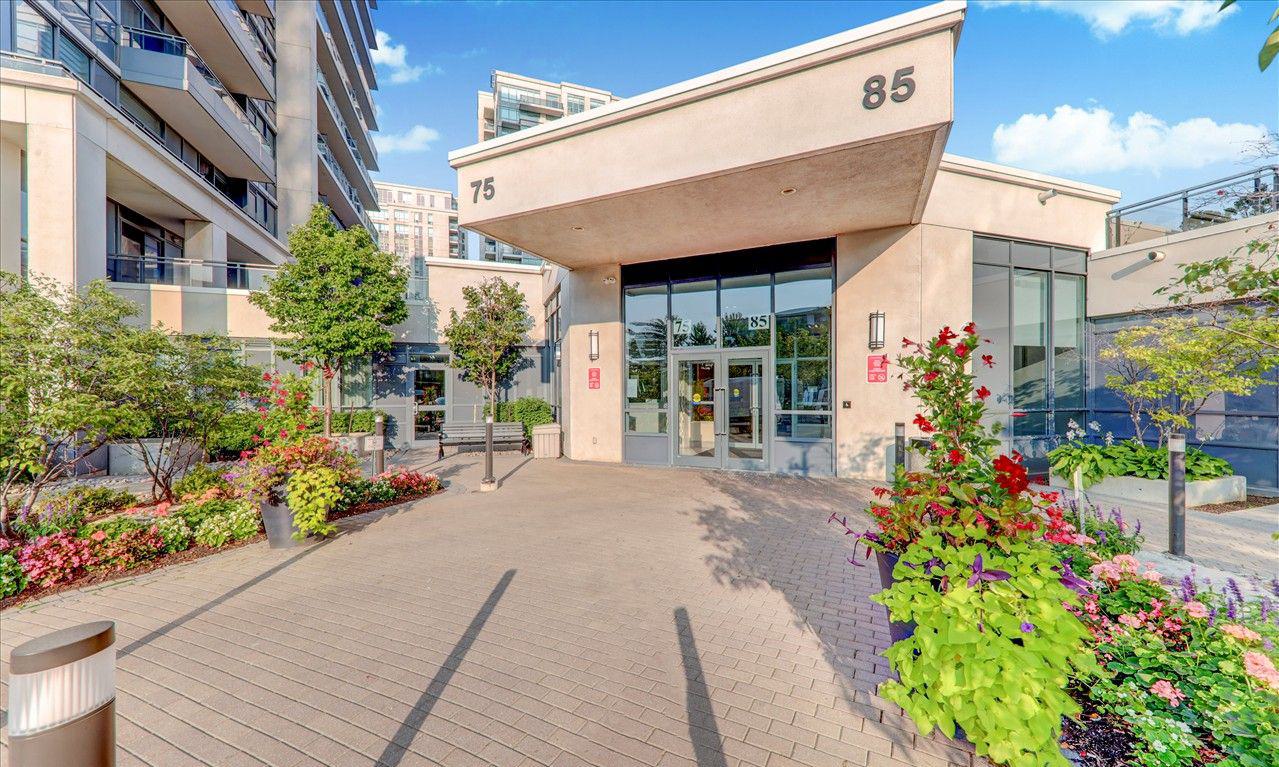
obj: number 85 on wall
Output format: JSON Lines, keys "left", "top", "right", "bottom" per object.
{"left": 862, "top": 66, "right": 915, "bottom": 109}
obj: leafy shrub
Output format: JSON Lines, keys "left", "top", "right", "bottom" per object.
{"left": 153, "top": 516, "right": 193, "bottom": 554}
{"left": 87, "top": 525, "right": 165, "bottom": 571}
{"left": 192, "top": 501, "right": 260, "bottom": 547}
{"left": 286, "top": 467, "right": 341, "bottom": 539}
{"left": 175, "top": 498, "right": 244, "bottom": 530}
{"left": 1048, "top": 440, "right": 1234, "bottom": 488}
{"left": 16, "top": 532, "right": 98, "bottom": 587}
{"left": 172, "top": 463, "right": 231, "bottom": 500}
{"left": 13, "top": 485, "right": 139, "bottom": 538}
{"left": 78, "top": 515, "right": 146, "bottom": 541}
{"left": 328, "top": 410, "right": 383, "bottom": 434}
{"left": 374, "top": 469, "right": 441, "bottom": 498}
{"left": 488, "top": 397, "right": 553, "bottom": 438}
{"left": 207, "top": 410, "right": 261, "bottom": 457}
{"left": 0, "top": 543, "right": 27, "bottom": 598}
{"left": 1077, "top": 557, "right": 1279, "bottom": 766}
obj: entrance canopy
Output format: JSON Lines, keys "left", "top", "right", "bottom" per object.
{"left": 449, "top": 1, "right": 965, "bottom": 269}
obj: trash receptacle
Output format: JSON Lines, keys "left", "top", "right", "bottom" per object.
{"left": 532, "top": 424, "right": 561, "bottom": 459}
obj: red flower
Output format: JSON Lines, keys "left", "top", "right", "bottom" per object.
{"left": 296, "top": 423, "right": 307, "bottom": 431}
{"left": 981, "top": 354, "right": 995, "bottom": 368}
{"left": 934, "top": 326, "right": 957, "bottom": 349}
{"left": 962, "top": 322, "right": 976, "bottom": 335}
{"left": 947, "top": 449, "right": 964, "bottom": 465}
{"left": 955, "top": 343, "right": 970, "bottom": 358}
{"left": 913, "top": 414, "right": 935, "bottom": 433}
{"left": 975, "top": 386, "right": 991, "bottom": 400}
{"left": 872, "top": 486, "right": 890, "bottom": 498}
{"left": 994, "top": 454, "right": 1029, "bottom": 495}
{"left": 901, "top": 337, "right": 914, "bottom": 348}
{"left": 923, "top": 371, "right": 939, "bottom": 383}
{"left": 261, "top": 371, "right": 271, "bottom": 381}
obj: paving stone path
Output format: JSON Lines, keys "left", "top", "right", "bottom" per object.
{"left": 2, "top": 455, "right": 981, "bottom": 767}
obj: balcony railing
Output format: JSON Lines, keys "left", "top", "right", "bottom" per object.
{"left": 1106, "top": 165, "right": 1279, "bottom": 248}
{"left": 1, "top": 51, "right": 67, "bottom": 77}
{"left": 108, "top": 254, "right": 278, "bottom": 290}
{"left": 119, "top": 26, "right": 274, "bottom": 159}
{"left": 498, "top": 92, "right": 562, "bottom": 111}
{"left": 317, "top": 134, "right": 378, "bottom": 243}
{"left": 316, "top": 66, "right": 372, "bottom": 183}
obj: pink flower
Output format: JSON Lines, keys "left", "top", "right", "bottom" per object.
{"left": 1117, "top": 614, "right": 1142, "bottom": 629}
{"left": 1184, "top": 601, "right": 1209, "bottom": 619}
{"left": 1142, "top": 569, "right": 1163, "bottom": 583}
{"left": 1112, "top": 554, "right": 1140, "bottom": 573}
{"left": 1221, "top": 624, "right": 1263, "bottom": 643}
{"left": 1149, "top": 680, "right": 1185, "bottom": 706}
{"left": 1243, "top": 651, "right": 1279, "bottom": 692}
{"left": 90, "top": 530, "right": 107, "bottom": 542}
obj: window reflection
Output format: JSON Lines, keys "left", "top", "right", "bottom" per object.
{"left": 671, "top": 279, "right": 717, "bottom": 347}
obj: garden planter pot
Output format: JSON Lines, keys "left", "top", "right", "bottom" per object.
{"left": 260, "top": 493, "right": 309, "bottom": 549}
{"left": 1050, "top": 473, "right": 1245, "bottom": 508}
{"left": 874, "top": 551, "right": 918, "bottom": 643}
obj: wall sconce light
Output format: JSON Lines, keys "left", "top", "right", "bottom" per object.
{"left": 588, "top": 329, "right": 599, "bottom": 361}
{"left": 1037, "top": 188, "right": 1058, "bottom": 205}
{"left": 868, "top": 311, "right": 886, "bottom": 350}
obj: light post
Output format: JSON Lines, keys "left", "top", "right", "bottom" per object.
{"left": 480, "top": 395, "right": 495, "bottom": 492}
{"left": 1168, "top": 433, "right": 1187, "bottom": 558}
{"left": 372, "top": 412, "right": 385, "bottom": 476}
{"left": 894, "top": 422, "right": 905, "bottom": 473}
{"left": 9, "top": 621, "right": 117, "bottom": 767}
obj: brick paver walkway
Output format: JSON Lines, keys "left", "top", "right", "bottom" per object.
{"left": 1, "top": 455, "right": 979, "bottom": 767}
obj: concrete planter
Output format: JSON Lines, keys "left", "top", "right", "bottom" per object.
{"left": 531, "top": 424, "right": 561, "bottom": 459}
{"left": 1051, "top": 473, "right": 1246, "bottom": 508}
{"left": 108, "top": 439, "right": 201, "bottom": 476}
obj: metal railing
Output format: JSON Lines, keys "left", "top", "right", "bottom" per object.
{"left": 316, "top": 134, "right": 378, "bottom": 243}
{"left": 0, "top": 51, "right": 69, "bottom": 78}
{"left": 1106, "top": 165, "right": 1279, "bottom": 247}
{"left": 107, "top": 254, "right": 278, "bottom": 290}
{"left": 498, "top": 92, "right": 562, "bottom": 111}
{"left": 215, "top": 0, "right": 274, "bottom": 77}
{"left": 316, "top": 66, "right": 372, "bottom": 184}
{"left": 120, "top": 26, "right": 274, "bottom": 160}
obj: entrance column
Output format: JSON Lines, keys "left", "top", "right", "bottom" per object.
{"left": 561, "top": 263, "right": 622, "bottom": 462}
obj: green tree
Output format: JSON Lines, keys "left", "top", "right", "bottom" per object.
{"left": 249, "top": 204, "right": 407, "bottom": 435}
{"left": 1220, "top": 0, "right": 1279, "bottom": 71}
{"left": 442, "top": 277, "right": 532, "bottom": 489}
{"left": 0, "top": 275, "right": 151, "bottom": 532}
{"left": 121, "top": 333, "right": 263, "bottom": 501}
{"left": 1100, "top": 316, "right": 1273, "bottom": 444}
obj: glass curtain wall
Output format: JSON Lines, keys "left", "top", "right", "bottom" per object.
{"left": 621, "top": 242, "right": 834, "bottom": 472}
{"left": 972, "top": 235, "right": 1087, "bottom": 465}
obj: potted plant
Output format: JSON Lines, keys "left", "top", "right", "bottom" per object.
{"left": 229, "top": 436, "right": 359, "bottom": 548}
{"left": 831, "top": 324, "right": 1098, "bottom": 767}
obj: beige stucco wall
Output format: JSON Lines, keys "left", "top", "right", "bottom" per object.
{"left": 834, "top": 224, "right": 972, "bottom": 479}
{"left": 1088, "top": 213, "right": 1279, "bottom": 318}
{"left": 0, "top": 134, "right": 21, "bottom": 275}
{"left": 560, "top": 264, "right": 622, "bottom": 463}
{"left": 394, "top": 259, "right": 546, "bottom": 345}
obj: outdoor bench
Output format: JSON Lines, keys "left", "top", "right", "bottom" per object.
{"left": 438, "top": 422, "right": 525, "bottom": 458}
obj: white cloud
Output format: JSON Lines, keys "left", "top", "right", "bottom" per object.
{"left": 373, "top": 125, "right": 440, "bottom": 154}
{"left": 370, "top": 30, "right": 440, "bottom": 84}
{"left": 978, "top": 1, "right": 1235, "bottom": 37}
{"left": 992, "top": 105, "right": 1267, "bottom": 174}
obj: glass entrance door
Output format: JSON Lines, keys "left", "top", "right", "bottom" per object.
{"left": 672, "top": 351, "right": 768, "bottom": 470}
{"left": 412, "top": 368, "right": 446, "bottom": 445}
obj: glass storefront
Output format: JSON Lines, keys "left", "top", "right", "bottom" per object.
{"left": 621, "top": 240, "right": 834, "bottom": 474}
{"left": 972, "top": 235, "right": 1087, "bottom": 466}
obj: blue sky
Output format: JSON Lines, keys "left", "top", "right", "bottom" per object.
{"left": 368, "top": 0, "right": 1277, "bottom": 206}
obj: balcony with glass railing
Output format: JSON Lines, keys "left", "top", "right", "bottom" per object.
{"left": 316, "top": 66, "right": 375, "bottom": 196}
{"left": 316, "top": 133, "right": 378, "bottom": 244}
{"left": 107, "top": 254, "right": 278, "bottom": 290}
{"left": 1106, "top": 165, "right": 1279, "bottom": 248}
{"left": 498, "top": 91, "right": 563, "bottom": 114}
{"left": 160, "top": 0, "right": 274, "bottom": 99}
{"left": 118, "top": 26, "right": 275, "bottom": 182}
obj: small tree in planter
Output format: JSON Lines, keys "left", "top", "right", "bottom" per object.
{"left": 249, "top": 204, "right": 407, "bottom": 437}
{"left": 442, "top": 277, "right": 533, "bottom": 490}
{"left": 0, "top": 275, "right": 151, "bottom": 534}
{"left": 831, "top": 324, "right": 1097, "bottom": 767}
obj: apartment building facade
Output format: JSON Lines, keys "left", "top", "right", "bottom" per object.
{"left": 371, "top": 181, "right": 465, "bottom": 268}
{"left": 0, "top": 0, "right": 381, "bottom": 321}
{"left": 475, "top": 70, "right": 618, "bottom": 266}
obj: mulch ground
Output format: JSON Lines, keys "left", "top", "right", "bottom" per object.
{"left": 1060, "top": 706, "right": 1136, "bottom": 766}
{"left": 1, "top": 490, "right": 437, "bottom": 612}
{"left": 1194, "top": 494, "right": 1278, "bottom": 514}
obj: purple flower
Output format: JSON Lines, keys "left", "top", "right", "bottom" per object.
{"left": 1180, "top": 574, "right": 1197, "bottom": 602}
{"left": 1058, "top": 565, "right": 1091, "bottom": 597}
{"left": 1228, "top": 578, "right": 1244, "bottom": 604}
{"left": 1265, "top": 638, "right": 1275, "bottom": 653}
{"left": 1208, "top": 607, "right": 1218, "bottom": 626}
{"left": 1270, "top": 578, "right": 1279, "bottom": 598}
{"left": 1262, "top": 598, "right": 1271, "bottom": 622}
{"left": 1134, "top": 518, "right": 1142, "bottom": 535}
{"left": 1227, "top": 599, "right": 1238, "bottom": 620}
{"left": 1020, "top": 621, "right": 1035, "bottom": 634}
{"left": 1097, "top": 530, "right": 1108, "bottom": 545}
{"left": 967, "top": 554, "right": 1011, "bottom": 588}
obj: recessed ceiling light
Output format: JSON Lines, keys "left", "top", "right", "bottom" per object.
{"left": 780, "top": 187, "right": 797, "bottom": 196}
{"left": 572, "top": 225, "right": 585, "bottom": 231}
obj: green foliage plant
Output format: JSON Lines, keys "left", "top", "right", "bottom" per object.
{"left": 172, "top": 464, "right": 232, "bottom": 501}
{"left": 832, "top": 324, "right": 1097, "bottom": 766}
{"left": 249, "top": 205, "right": 407, "bottom": 436}
{"left": 285, "top": 467, "right": 342, "bottom": 540}
{"left": 488, "top": 397, "right": 554, "bottom": 438}
{"left": 0, "top": 275, "right": 153, "bottom": 533}
{"left": 153, "top": 516, "right": 193, "bottom": 554}
{"left": 1048, "top": 440, "right": 1234, "bottom": 488}
{"left": 0, "top": 544, "right": 27, "bottom": 598}
{"left": 192, "top": 501, "right": 260, "bottom": 547}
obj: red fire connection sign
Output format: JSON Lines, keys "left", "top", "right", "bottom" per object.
{"left": 588, "top": 367, "right": 601, "bottom": 389}
{"left": 867, "top": 355, "right": 889, "bottom": 383}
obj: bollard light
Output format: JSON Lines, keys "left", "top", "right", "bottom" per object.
{"left": 9, "top": 621, "right": 117, "bottom": 767}
{"left": 1168, "top": 433, "right": 1187, "bottom": 558}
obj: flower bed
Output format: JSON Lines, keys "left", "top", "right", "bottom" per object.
{"left": 831, "top": 324, "right": 1279, "bottom": 767}
{"left": 1, "top": 462, "right": 442, "bottom": 610}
